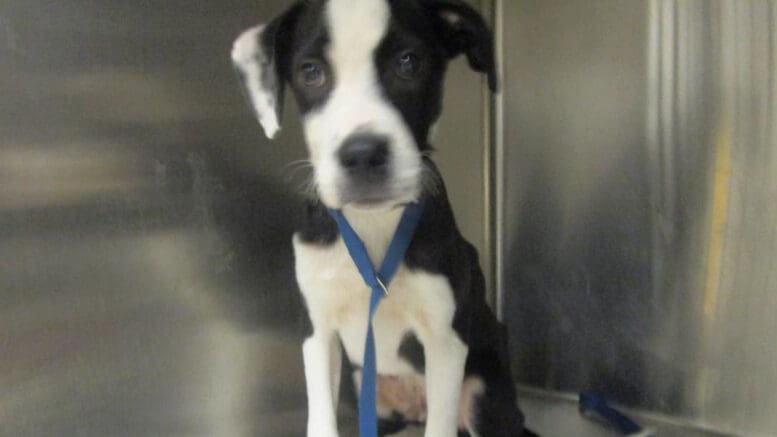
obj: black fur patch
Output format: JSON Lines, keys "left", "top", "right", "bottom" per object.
{"left": 378, "top": 411, "right": 410, "bottom": 436}
{"left": 397, "top": 331, "right": 425, "bottom": 372}
{"left": 296, "top": 198, "right": 339, "bottom": 245}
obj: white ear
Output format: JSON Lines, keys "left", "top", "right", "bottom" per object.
{"left": 231, "top": 25, "right": 282, "bottom": 139}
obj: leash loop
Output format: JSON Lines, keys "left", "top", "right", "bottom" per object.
{"left": 327, "top": 202, "right": 424, "bottom": 437}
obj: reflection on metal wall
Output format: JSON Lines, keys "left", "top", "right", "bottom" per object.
{"left": 0, "top": 2, "right": 306, "bottom": 435}
{"left": 500, "top": 0, "right": 777, "bottom": 435}
{"left": 0, "top": 0, "right": 486, "bottom": 436}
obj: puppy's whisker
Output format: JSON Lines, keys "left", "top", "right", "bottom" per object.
{"left": 420, "top": 165, "right": 442, "bottom": 196}
{"left": 283, "top": 159, "right": 313, "bottom": 173}
{"left": 296, "top": 174, "right": 319, "bottom": 200}
{"left": 283, "top": 159, "right": 314, "bottom": 183}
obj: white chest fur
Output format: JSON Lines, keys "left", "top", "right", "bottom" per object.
{"left": 293, "top": 207, "right": 457, "bottom": 375}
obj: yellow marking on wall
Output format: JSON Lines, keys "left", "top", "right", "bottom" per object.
{"left": 703, "top": 122, "right": 732, "bottom": 318}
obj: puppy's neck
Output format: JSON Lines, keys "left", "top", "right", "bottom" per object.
{"left": 342, "top": 205, "right": 405, "bottom": 267}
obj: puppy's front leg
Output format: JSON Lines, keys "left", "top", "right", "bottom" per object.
{"left": 423, "top": 332, "right": 468, "bottom": 437}
{"left": 303, "top": 330, "right": 341, "bottom": 437}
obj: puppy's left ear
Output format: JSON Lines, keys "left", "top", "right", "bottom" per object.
{"left": 426, "top": 0, "right": 498, "bottom": 92}
{"left": 231, "top": 4, "right": 303, "bottom": 139}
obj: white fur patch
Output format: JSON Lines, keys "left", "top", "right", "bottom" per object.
{"left": 231, "top": 25, "right": 281, "bottom": 139}
{"left": 304, "top": 0, "right": 423, "bottom": 209}
{"left": 302, "top": 334, "right": 340, "bottom": 437}
{"left": 294, "top": 207, "right": 459, "bottom": 374}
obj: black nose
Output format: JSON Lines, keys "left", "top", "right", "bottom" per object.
{"left": 338, "top": 134, "right": 390, "bottom": 176}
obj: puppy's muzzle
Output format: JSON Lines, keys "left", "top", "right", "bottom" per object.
{"left": 335, "top": 133, "right": 396, "bottom": 207}
{"left": 338, "top": 133, "right": 390, "bottom": 183}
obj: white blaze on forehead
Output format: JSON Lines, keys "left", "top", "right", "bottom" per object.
{"left": 326, "top": 0, "right": 390, "bottom": 77}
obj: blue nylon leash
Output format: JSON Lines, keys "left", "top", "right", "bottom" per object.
{"left": 328, "top": 202, "right": 424, "bottom": 437}
{"left": 579, "top": 391, "right": 654, "bottom": 436}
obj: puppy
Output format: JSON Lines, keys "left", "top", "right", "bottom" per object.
{"left": 232, "top": 1, "right": 534, "bottom": 436}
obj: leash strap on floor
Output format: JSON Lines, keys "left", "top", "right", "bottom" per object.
{"left": 328, "top": 202, "right": 424, "bottom": 437}
{"left": 579, "top": 391, "right": 653, "bottom": 436}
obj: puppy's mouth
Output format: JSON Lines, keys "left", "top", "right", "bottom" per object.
{"left": 345, "top": 197, "right": 402, "bottom": 211}
{"left": 342, "top": 197, "right": 420, "bottom": 212}
{"left": 335, "top": 177, "right": 420, "bottom": 211}
{"left": 338, "top": 191, "right": 411, "bottom": 211}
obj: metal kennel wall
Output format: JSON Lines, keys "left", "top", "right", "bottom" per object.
{"left": 493, "top": 1, "right": 777, "bottom": 435}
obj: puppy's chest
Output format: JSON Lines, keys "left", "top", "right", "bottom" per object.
{"left": 294, "top": 218, "right": 456, "bottom": 375}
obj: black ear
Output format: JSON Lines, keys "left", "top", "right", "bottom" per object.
{"left": 426, "top": 0, "right": 498, "bottom": 92}
{"left": 231, "top": 4, "right": 303, "bottom": 139}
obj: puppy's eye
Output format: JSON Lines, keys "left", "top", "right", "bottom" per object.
{"left": 394, "top": 51, "right": 420, "bottom": 79}
{"left": 298, "top": 62, "right": 327, "bottom": 87}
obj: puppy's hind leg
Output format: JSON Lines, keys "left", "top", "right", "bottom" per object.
{"left": 468, "top": 383, "right": 529, "bottom": 437}
{"left": 464, "top": 350, "right": 538, "bottom": 437}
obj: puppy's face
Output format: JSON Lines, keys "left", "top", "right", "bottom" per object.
{"left": 233, "top": 0, "right": 495, "bottom": 210}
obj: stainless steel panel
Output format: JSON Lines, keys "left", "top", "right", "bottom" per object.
{"left": 0, "top": 1, "right": 487, "bottom": 436}
{"left": 0, "top": 2, "right": 306, "bottom": 435}
{"left": 500, "top": 1, "right": 777, "bottom": 435}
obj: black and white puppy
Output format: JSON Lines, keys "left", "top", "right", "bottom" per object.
{"left": 232, "top": 1, "right": 534, "bottom": 436}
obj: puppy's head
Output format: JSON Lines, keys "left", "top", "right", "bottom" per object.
{"left": 232, "top": 0, "right": 496, "bottom": 210}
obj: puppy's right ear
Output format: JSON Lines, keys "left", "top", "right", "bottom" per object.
{"left": 231, "top": 4, "right": 303, "bottom": 139}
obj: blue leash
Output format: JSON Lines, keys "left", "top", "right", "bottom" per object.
{"left": 328, "top": 202, "right": 424, "bottom": 437}
{"left": 579, "top": 391, "right": 653, "bottom": 436}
